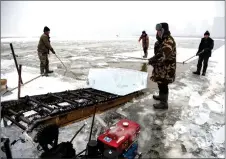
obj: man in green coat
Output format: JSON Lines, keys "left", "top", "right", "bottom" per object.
{"left": 37, "top": 26, "right": 56, "bottom": 76}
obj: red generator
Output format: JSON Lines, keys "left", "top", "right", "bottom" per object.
{"left": 97, "top": 119, "right": 141, "bottom": 159}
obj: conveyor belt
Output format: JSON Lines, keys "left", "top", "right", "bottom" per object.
{"left": 1, "top": 88, "right": 142, "bottom": 132}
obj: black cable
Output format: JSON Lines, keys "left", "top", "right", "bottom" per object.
{"left": 11, "top": 138, "right": 25, "bottom": 146}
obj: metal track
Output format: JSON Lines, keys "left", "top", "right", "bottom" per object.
{"left": 1, "top": 88, "right": 142, "bottom": 132}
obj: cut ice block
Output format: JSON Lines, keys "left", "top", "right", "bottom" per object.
{"left": 188, "top": 92, "right": 203, "bottom": 107}
{"left": 213, "top": 125, "right": 225, "bottom": 144}
{"left": 88, "top": 68, "right": 148, "bottom": 96}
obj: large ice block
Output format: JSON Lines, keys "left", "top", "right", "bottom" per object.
{"left": 88, "top": 68, "right": 148, "bottom": 96}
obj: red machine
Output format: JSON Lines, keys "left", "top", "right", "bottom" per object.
{"left": 97, "top": 119, "right": 140, "bottom": 155}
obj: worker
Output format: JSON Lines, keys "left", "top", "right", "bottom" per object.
{"left": 37, "top": 26, "right": 56, "bottom": 76}
{"left": 138, "top": 31, "right": 149, "bottom": 58}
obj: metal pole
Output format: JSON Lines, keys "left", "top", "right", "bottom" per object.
{"left": 2, "top": 137, "right": 13, "bottom": 159}
{"left": 88, "top": 106, "right": 97, "bottom": 142}
{"left": 70, "top": 123, "right": 86, "bottom": 143}
{"left": 18, "top": 65, "right": 22, "bottom": 99}
{"left": 182, "top": 55, "right": 196, "bottom": 64}
{"left": 74, "top": 149, "right": 87, "bottom": 158}
{"left": 55, "top": 54, "right": 67, "bottom": 71}
{"left": 10, "top": 43, "right": 23, "bottom": 84}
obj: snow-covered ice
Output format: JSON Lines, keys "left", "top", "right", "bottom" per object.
{"left": 1, "top": 67, "right": 87, "bottom": 101}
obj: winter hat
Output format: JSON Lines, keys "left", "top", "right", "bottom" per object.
{"left": 156, "top": 23, "right": 169, "bottom": 32}
{"left": 156, "top": 22, "right": 170, "bottom": 39}
{"left": 43, "top": 26, "right": 50, "bottom": 32}
{"left": 204, "top": 31, "right": 210, "bottom": 36}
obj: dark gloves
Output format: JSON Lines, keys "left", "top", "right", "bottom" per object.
{"left": 148, "top": 57, "right": 156, "bottom": 65}
{"left": 51, "top": 49, "right": 56, "bottom": 54}
{"left": 196, "top": 50, "right": 204, "bottom": 56}
{"left": 204, "top": 48, "right": 210, "bottom": 52}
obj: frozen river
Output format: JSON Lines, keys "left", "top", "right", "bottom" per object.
{"left": 1, "top": 36, "right": 225, "bottom": 158}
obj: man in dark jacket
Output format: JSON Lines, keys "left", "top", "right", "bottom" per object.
{"left": 148, "top": 23, "right": 176, "bottom": 109}
{"left": 138, "top": 31, "right": 149, "bottom": 58}
{"left": 37, "top": 26, "right": 56, "bottom": 76}
{"left": 193, "top": 31, "right": 214, "bottom": 76}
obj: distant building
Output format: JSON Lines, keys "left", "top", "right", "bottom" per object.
{"left": 212, "top": 17, "right": 225, "bottom": 38}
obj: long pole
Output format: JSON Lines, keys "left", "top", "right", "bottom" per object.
{"left": 10, "top": 43, "right": 23, "bottom": 84}
{"left": 55, "top": 54, "right": 67, "bottom": 71}
{"left": 88, "top": 106, "right": 97, "bottom": 142}
{"left": 70, "top": 123, "right": 86, "bottom": 143}
{"left": 182, "top": 55, "right": 197, "bottom": 64}
{"left": 18, "top": 65, "right": 22, "bottom": 99}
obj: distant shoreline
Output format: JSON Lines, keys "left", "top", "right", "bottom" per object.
{"left": 1, "top": 35, "right": 225, "bottom": 40}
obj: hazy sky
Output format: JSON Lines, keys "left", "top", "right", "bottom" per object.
{"left": 1, "top": 1, "right": 225, "bottom": 37}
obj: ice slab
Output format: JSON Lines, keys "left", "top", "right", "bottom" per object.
{"left": 206, "top": 100, "right": 225, "bottom": 114}
{"left": 195, "top": 112, "right": 210, "bottom": 125}
{"left": 188, "top": 92, "right": 203, "bottom": 107}
{"left": 213, "top": 125, "right": 225, "bottom": 144}
{"left": 88, "top": 68, "right": 148, "bottom": 96}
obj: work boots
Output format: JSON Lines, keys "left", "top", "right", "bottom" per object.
{"left": 43, "top": 70, "right": 53, "bottom": 77}
{"left": 143, "top": 53, "right": 148, "bottom": 58}
{"left": 43, "top": 65, "right": 54, "bottom": 76}
{"left": 46, "top": 67, "right": 54, "bottom": 74}
{"left": 193, "top": 71, "right": 206, "bottom": 76}
{"left": 41, "top": 68, "right": 53, "bottom": 77}
{"left": 153, "top": 93, "right": 168, "bottom": 109}
{"left": 193, "top": 71, "right": 200, "bottom": 75}
{"left": 193, "top": 66, "right": 201, "bottom": 75}
{"left": 153, "top": 92, "right": 160, "bottom": 100}
{"left": 40, "top": 67, "right": 45, "bottom": 75}
{"left": 202, "top": 65, "right": 207, "bottom": 76}
{"left": 46, "top": 70, "right": 54, "bottom": 74}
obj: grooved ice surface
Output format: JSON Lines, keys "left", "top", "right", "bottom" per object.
{"left": 113, "top": 48, "right": 199, "bottom": 63}
{"left": 88, "top": 68, "right": 148, "bottom": 95}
